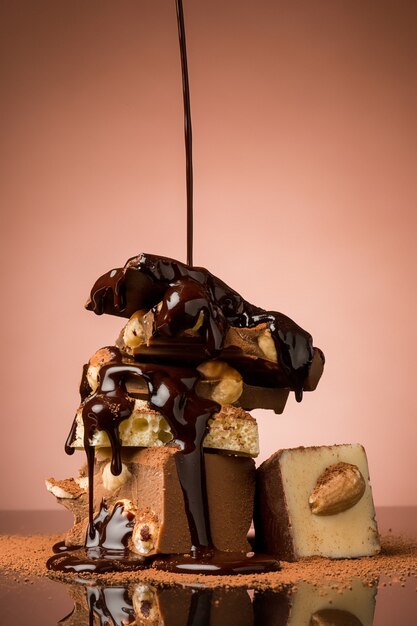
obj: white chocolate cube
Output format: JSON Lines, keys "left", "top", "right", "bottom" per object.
{"left": 255, "top": 444, "right": 380, "bottom": 560}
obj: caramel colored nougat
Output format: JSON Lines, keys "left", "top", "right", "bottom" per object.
{"left": 70, "top": 403, "right": 260, "bottom": 457}
{"left": 254, "top": 444, "right": 380, "bottom": 561}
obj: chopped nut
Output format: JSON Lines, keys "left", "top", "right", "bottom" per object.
{"left": 132, "top": 511, "right": 160, "bottom": 555}
{"left": 123, "top": 310, "right": 147, "bottom": 349}
{"left": 102, "top": 462, "right": 132, "bottom": 492}
{"left": 257, "top": 329, "right": 278, "bottom": 362}
{"left": 87, "top": 347, "right": 121, "bottom": 391}
{"left": 196, "top": 360, "right": 243, "bottom": 404}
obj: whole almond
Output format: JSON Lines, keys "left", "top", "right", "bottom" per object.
{"left": 309, "top": 462, "right": 366, "bottom": 516}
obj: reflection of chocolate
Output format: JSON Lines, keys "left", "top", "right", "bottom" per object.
{"left": 254, "top": 581, "right": 377, "bottom": 626}
{"left": 57, "top": 579, "right": 377, "bottom": 626}
{"left": 252, "top": 589, "right": 292, "bottom": 626}
{"left": 59, "top": 583, "right": 254, "bottom": 626}
{"left": 58, "top": 584, "right": 135, "bottom": 626}
{"left": 310, "top": 609, "right": 363, "bottom": 626}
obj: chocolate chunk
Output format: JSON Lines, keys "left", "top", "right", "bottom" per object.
{"left": 55, "top": 447, "right": 255, "bottom": 555}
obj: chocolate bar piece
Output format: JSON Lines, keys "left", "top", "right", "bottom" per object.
{"left": 117, "top": 311, "right": 324, "bottom": 397}
{"left": 48, "top": 446, "right": 255, "bottom": 554}
{"left": 254, "top": 444, "right": 380, "bottom": 561}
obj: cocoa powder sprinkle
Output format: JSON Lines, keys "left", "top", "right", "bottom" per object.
{"left": 0, "top": 533, "right": 416, "bottom": 589}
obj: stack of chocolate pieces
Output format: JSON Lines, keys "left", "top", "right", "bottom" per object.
{"left": 47, "top": 252, "right": 379, "bottom": 573}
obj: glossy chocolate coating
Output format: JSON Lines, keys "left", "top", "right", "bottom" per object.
{"left": 86, "top": 252, "right": 315, "bottom": 401}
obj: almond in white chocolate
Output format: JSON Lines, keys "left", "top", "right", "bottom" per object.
{"left": 309, "top": 462, "right": 366, "bottom": 516}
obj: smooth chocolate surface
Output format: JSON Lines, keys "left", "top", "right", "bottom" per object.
{"left": 56, "top": 448, "right": 256, "bottom": 555}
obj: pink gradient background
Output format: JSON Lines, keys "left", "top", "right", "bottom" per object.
{"left": 1, "top": 1, "right": 416, "bottom": 509}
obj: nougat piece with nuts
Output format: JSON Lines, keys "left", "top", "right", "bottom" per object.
{"left": 254, "top": 444, "right": 380, "bottom": 561}
{"left": 70, "top": 402, "right": 259, "bottom": 458}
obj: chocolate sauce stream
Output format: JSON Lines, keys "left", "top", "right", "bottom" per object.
{"left": 176, "top": 0, "right": 193, "bottom": 266}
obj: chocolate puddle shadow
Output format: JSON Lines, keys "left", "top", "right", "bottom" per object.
{"left": 55, "top": 577, "right": 378, "bottom": 626}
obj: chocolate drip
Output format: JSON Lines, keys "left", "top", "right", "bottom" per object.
{"left": 153, "top": 277, "right": 226, "bottom": 356}
{"left": 47, "top": 547, "right": 147, "bottom": 574}
{"left": 86, "top": 500, "right": 135, "bottom": 550}
{"left": 79, "top": 364, "right": 92, "bottom": 401}
{"left": 89, "top": 268, "right": 127, "bottom": 315}
{"left": 87, "top": 253, "right": 315, "bottom": 400}
{"left": 142, "top": 366, "right": 219, "bottom": 548}
{"left": 47, "top": 500, "right": 147, "bottom": 574}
